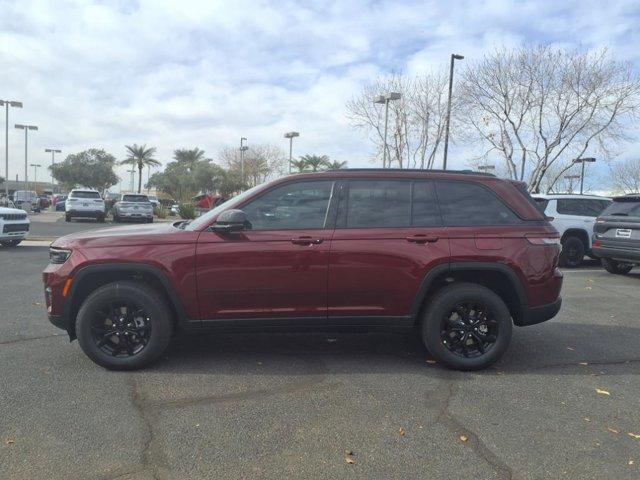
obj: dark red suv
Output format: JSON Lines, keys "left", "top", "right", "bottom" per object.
{"left": 43, "top": 169, "right": 563, "bottom": 371}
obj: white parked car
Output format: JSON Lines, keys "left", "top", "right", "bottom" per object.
{"left": 113, "top": 193, "right": 154, "bottom": 223}
{"left": 65, "top": 189, "right": 106, "bottom": 222}
{"left": 0, "top": 199, "right": 29, "bottom": 247}
{"left": 532, "top": 194, "right": 612, "bottom": 267}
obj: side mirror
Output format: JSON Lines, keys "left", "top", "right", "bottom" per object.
{"left": 209, "top": 209, "right": 248, "bottom": 233}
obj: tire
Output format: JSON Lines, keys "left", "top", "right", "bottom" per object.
{"left": 560, "top": 236, "right": 585, "bottom": 268}
{"left": 0, "top": 239, "right": 22, "bottom": 247}
{"left": 75, "top": 281, "right": 173, "bottom": 370}
{"left": 421, "top": 283, "right": 512, "bottom": 371}
{"left": 601, "top": 258, "right": 633, "bottom": 275}
{"left": 147, "top": 217, "right": 154, "bottom": 223}
{"left": 97, "top": 215, "right": 106, "bottom": 223}
{"left": 65, "top": 214, "right": 71, "bottom": 222}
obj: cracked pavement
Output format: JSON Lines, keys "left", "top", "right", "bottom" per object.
{"left": 1, "top": 245, "right": 639, "bottom": 479}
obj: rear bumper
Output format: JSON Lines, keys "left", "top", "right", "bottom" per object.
{"left": 592, "top": 246, "right": 640, "bottom": 264}
{"left": 66, "top": 210, "right": 104, "bottom": 218}
{"left": 518, "top": 297, "right": 562, "bottom": 327}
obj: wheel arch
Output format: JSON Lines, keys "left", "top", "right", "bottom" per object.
{"left": 410, "top": 262, "right": 528, "bottom": 326}
{"left": 561, "top": 228, "right": 590, "bottom": 249}
{"left": 63, "top": 263, "right": 190, "bottom": 339}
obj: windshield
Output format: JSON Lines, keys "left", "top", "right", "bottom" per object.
{"left": 71, "top": 191, "right": 101, "bottom": 199}
{"left": 122, "top": 195, "right": 150, "bottom": 203}
{"left": 601, "top": 199, "right": 640, "bottom": 216}
{"left": 185, "top": 183, "right": 266, "bottom": 231}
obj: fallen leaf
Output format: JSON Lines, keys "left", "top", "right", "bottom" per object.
{"left": 595, "top": 388, "right": 611, "bottom": 396}
{"left": 426, "top": 359, "right": 437, "bottom": 364}
{"left": 585, "top": 286, "right": 592, "bottom": 290}
{"left": 583, "top": 417, "right": 591, "bottom": 422}
{"left": 567, "top": 347, "right": 575, "bottom": 351}
{"left": 5, "top": 439, "right": 14, "bottom": 446}
{"left": 629, "top": 460, "right": 635, "bottom": 466}
{"left": 579, "top": 362, "right": 588, "bottom": 366}
{"left": 32, "top": 301, "right": 41, "bottom": 306}
{"left": 195, "top": 424, "right": 200, "bottom": 428}
{"left": 345, "top": 450, "right": 356, "bottom": 465}
{"left": 398, "top": 428, "right": 406, "bottom": 437}
{"left": 608, "top": 428, "right": 620, "bottom": 434}
{"left": 459, "top": 435, "right": 468, "bottom": 443}
{"left": 628, "top": 432, "right": 640, "bottom": 440}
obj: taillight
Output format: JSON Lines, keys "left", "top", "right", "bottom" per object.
{"left": 525, "top": 235, "right": 561, "bottom": 246}
{"left": 596, "top": 217, "right": 605, "bottom": 223}
{"left": 593, "top": 240, "right": 601, "bottom": 248}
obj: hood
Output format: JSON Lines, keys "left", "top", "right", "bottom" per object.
{"left": 52, "top": 221, "right": 198, "bottom": 249}
{"left": 0, "top": 206, "right": 28, "bottom": 215}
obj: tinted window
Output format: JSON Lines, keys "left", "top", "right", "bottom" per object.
{"left": 436, "top": 181, "right": 520, "bottom": 226}
{"left": 533, "top": 198, "right": 549, "bottom": 213}
{"left": 122, "top": 195, "right": 149, "bottom": 202}
{"left": 601, "top": 200, "right": 640, "bottom": 216}
{"left": 412, "top": 181, "right": 441, "bottom": 226}
{"left": 557, "top": 198, "right": 611, "bottom": 217}
{"left": 346, "top": 180, "right": 410, "bottom": 228}
{"left": 71, "top": 191, "right": 100, "bottom": 199}
{"left": 242, "top": 180, "right": 333, "bottom": 230}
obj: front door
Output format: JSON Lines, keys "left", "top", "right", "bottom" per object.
{"left": 328, "top": 179, "right": 450, "bottom": 323}
{"left": 195, "top": 179, "right": 337, "bottom": 322}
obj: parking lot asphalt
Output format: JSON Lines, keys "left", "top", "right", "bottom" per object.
{"left": 1, "top": 240, "right": 639, "bottom": 478}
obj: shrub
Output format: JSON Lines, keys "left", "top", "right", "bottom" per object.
{"left": 177, "top": 203, "right": 196, "bottom": 219}
{"left": 154, "top": 206, "right": 167, "bottom": 219}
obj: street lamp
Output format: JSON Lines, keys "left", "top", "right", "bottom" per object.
{"left": 127, "top": 168, "right": 136, "bottom": 192}
{"left": 1, "top": 100, "right": 23, "bottom": 198}
{"left": 284, "top": 131, "right": 300, "bottom": 174}
{"left": 564, "top": 174, "right": 581, "bottom": 194}
{"left": 45, "top": 148, "right": 62, "bottom": 186}
{"left": 240, "top": 137, "right": 248, "bottom": 185}
{"left": 14, "top": 124, "right": 38, "bottom": 188}
{"left": 30, "top": 163, "right": 41, "bottom": 192}
{"left": 572, "top": 157, "right": 596, "bottom": 195}
{"left": 373, "top": 92, "right": 401, "bottom": 168}
{"left": 443, "top": 53, "right": 464, "bottom": 170}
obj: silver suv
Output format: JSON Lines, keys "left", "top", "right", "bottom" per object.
{"left": 113, "top": 194, "right": 154, "bottom": 223}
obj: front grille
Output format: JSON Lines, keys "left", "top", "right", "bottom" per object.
{"left": 3, "top": 223, "right": 29, "bottom": 233}
{"left": 1, "top": 213, "right": 27, "bottom": 221}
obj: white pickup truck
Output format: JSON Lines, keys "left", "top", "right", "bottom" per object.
{"left": 532, "top": 194, "right": 611, "bottom": 267}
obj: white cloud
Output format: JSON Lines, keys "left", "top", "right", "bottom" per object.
{"left": 1, "top": 0, "right": 639, "bottom": 186}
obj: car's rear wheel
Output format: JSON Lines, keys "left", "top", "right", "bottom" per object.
{"left": 421, "top": 283, "right": 512, "bottom": 371}
{"left": 559, "top": 236, "right": 585, "bottom": 268}
{"left": 601, "top": 258, "right": 633, "bottom": 275}
{"left": 0, "top": 239, "right": 22, "bottom": 247}
{"left": 76, "top": 281, "right": 173, "bottom": 370}
{"left": 65, "top": 214, "right": 71, "bottom": 222}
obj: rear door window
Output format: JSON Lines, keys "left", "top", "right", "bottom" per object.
{"left": 557, "top": 199, "right": 611, "bottom": 217}
{"left": 411, "top": 181, "right": 441, "bottom": 226}
{"left": 601, "top": 200, "right": 640, "bottom": 217}
{"left": 436, "top": 181, "right": 520, "bottom": 226}
{"left": 345, "top": 180, "right": 410, "bottom": 228}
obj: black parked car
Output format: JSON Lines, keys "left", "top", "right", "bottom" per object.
{"left": 592, "top": 194, "right": 640, "bottom": 274}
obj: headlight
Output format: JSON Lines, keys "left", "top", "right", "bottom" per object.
{"left": 49, "top": 247, "right": 72, "bottom": 264}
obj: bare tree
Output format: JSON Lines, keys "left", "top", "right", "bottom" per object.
{"left": 610, "top": 158, "right": 640, "bottom": 194}
{"left": 219, "top": 144, "right": 286, "bottom": 187}
{"left": 459, "top": 46, "right": 640, "bottom": 192}
{"left": 346, "top": 71, "right": 449, "bottom": 169}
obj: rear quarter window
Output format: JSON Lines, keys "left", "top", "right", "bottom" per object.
{"left": 601, "top": 200, "right": 640, "bottom": 217}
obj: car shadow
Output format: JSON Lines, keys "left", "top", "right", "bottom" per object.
{"left": 143, "top": 321, "right": 640, "bottom": 378}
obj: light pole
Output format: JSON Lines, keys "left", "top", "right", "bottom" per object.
{"left": 30, "top": 163, "right": 41, "bottom": 192}
{"left": 564, "top": 174, "right": 581, "bottom": 194}
{"left": 240, "top": 137, "right": 248, "bottom": 185}
{"left": 128, "top": 169, "right": 136, "bottom": 192}
{"left": 443, "top": 53, "right": 464, "bottom": 170}
{"left": 45, "top": 148, "right": 62, "bottom": 186}
{"left": 14, "top": 124, "right": 38, "bottom": 188}
{"left": 572, "top": 157, "right": 596, "bottom": 195}
{"left": 1, "top": 100, "right": 23, "bottom": 198}
{"left": 373, "top": 93, "right": 401, "bottom": 168}
{"left": 284, "top": 131, "right": 300, "bottom": 173}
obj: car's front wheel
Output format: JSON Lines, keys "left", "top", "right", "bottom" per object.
{"left": 0, "top": 239, "right": 22, "bottom": 247}
{"left": 421, "top": 283, "right": 512, "bottom": 371}
{"left": 75, "top": 281, "right": 173, "bottom": 370}
{"left": 601, "top": 258, "right": 633, "bottom": 275}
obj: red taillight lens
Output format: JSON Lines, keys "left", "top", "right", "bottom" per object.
{"left": 593, "top": 240, "right": 601, "bottom": 248}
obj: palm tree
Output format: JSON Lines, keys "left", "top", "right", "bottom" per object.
{"left": 300, "top": 154, "right": 330, "bottom": 172}
{"left": 121, "top": 144, "right": 161, "bottom": 193}
{"left": 326, "top": 160, "right": 347, "bottom": 170}
{"left": 290, "top": 158, "right": 309, "bottom": 173}
{"left": 173, "top": 148, "right": 207, "bottom": 171}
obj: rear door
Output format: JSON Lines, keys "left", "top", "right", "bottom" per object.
{"left": 327, "top": 179, "right": 449, "bottom": 323}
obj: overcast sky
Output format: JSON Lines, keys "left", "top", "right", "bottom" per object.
{"left": 2, "top": 0, "right": 640, "bottom": 188}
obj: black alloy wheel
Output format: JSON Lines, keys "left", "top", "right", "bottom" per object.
{"left": 440, "top": 301, "right": 498, "bottom": 358}
{"left": 90, "top": 302, "right": 152, "bottom": 357}
{"left": 560, "top": 236, "right": 585, "bottom": 268}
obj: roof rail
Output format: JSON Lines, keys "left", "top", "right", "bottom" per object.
{"left": 323, "top": 168, "right": 496, "bottom": 177}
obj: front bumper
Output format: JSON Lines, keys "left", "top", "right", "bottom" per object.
{"left": 118, "top": 211, "right": 153, "bottom": 219}
{"left": 1, "top": 222, "right": 30, "bottom": 237}
{"left": 518, "top": 297, "right": 562, "bottom": 326}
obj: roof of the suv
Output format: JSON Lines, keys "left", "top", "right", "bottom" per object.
{"left": 612, "top": 193, "right": 640, "bottom": 201}
{"left": 323, "top": 168, "right": 496, "bottom": 177}
{"left": 532, "top": 193, "right": 611, "bottom": 200}
{"left": 70, "top": 189, "right": 100, "bottom": 193}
